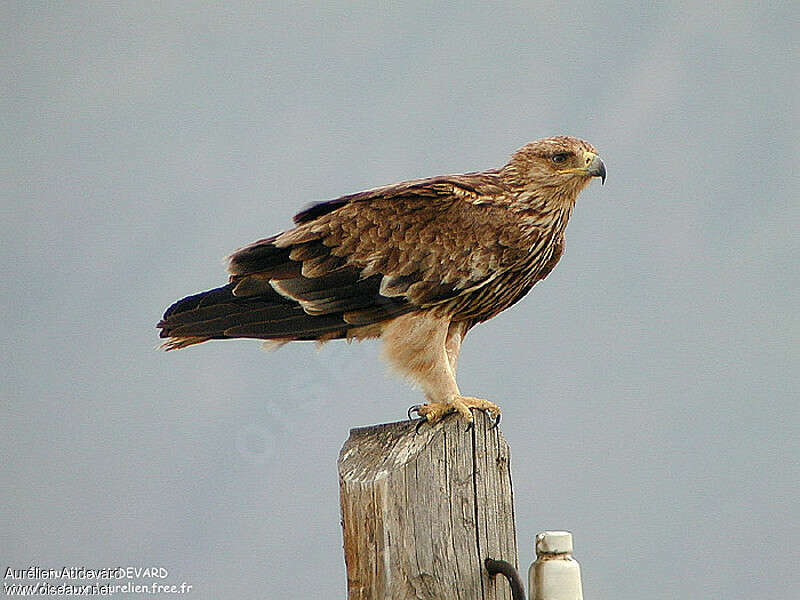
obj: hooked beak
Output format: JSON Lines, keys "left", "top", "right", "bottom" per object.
{"left": 556, "top": 151, "right": 607, "bottom": 184}
{"left": 586, "top": 153, "right": 606, "bottom": 185}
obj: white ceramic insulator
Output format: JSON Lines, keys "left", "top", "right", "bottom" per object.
{"left": 528, "top": 531, "right": 584, "bottom": 600}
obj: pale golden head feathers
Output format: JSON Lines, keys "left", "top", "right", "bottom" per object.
{"left": 502, "top": 136, "right": 605, "bottom": 197}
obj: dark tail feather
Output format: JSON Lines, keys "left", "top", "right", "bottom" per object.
{"left": 161, "top": 283, "right": 238, "bottom": 320}
{"left": 156, "top": 283, "right": 348, "bottom": 350}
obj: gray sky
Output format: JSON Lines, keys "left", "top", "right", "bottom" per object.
{"left": 3, "top": 2, "right": 798, "bottom": 599}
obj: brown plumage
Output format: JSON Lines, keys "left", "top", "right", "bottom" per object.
{"left": 158, "top": 136, "right": 606, "bottom": 424}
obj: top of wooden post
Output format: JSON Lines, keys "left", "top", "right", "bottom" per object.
{"left": 340, "top": 418, "right": 440, "bottom": 482}
{"left": 338, "top": 414, "right": 518, "bottom": 599}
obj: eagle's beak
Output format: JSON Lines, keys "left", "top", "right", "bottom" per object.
{"left": 586, "top": 153, "right": 606, "bottom": 185}
{"left": 557, "top": 152, "right": 607, "bottom": 184}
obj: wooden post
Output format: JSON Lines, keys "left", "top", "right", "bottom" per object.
{"left": 338, "top": 413, "right": 517, "bottom": 599}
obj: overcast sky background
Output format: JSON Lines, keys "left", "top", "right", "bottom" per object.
{"left": 3, "top": 3, "right": 798, "bottom": 599}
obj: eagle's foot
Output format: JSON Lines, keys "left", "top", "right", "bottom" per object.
{"left": 408, "top": 396, "right": 501, "bottom": 432}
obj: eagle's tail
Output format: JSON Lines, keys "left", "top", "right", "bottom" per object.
{"left": 156, "top": 282, "right": 349, "bottom": 350}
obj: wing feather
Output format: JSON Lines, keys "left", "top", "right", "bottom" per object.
{"left": 161, "top": 173, "right": 552, "bottom": 346}
{"left": 229, "top": 176, "right": 542, "bottom": 321}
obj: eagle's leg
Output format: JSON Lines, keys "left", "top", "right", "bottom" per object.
{"left": 383, "top": 315, "right": 501, "bottom": 427}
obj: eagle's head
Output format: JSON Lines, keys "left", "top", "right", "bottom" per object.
{"left": 503, "top": 136, "right": 606, "bottom": 201}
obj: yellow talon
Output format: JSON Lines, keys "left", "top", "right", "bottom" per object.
{"left": 411, "top": 396, "right": 501, "bottom": 427}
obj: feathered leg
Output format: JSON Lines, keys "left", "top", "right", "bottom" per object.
{"left": 381, "top": 313, "right": 500, "bottom": 426}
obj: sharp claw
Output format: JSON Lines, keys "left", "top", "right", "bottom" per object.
{"left": 415, "top": 417, "right": 428, "bottom": 434}
{"left": 407, "top": 404, "right": 422, "bottom": 420}
{"left": 490, "top": 412, "right": 501, "bottom": 429}
{"left": 464, "top": 419, "right": 474, "bottom": 433}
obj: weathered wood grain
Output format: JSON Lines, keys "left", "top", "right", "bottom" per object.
{"left": 339, "top": 414, "right": 517, "bottom": 599}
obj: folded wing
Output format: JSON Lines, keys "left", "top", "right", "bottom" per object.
{"left": 158, "top": 174, "right": 540, "bottom": 347}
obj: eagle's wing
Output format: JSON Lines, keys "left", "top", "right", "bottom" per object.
{"left": 235, "top": 177, "right": 534, "bottom": 307}
{"left": 159, "top": 176, "right": 539, "bottom": 346}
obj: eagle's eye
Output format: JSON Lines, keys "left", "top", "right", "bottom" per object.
{"left": 551, "top": 153, "right": 569, "bottom": 164}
